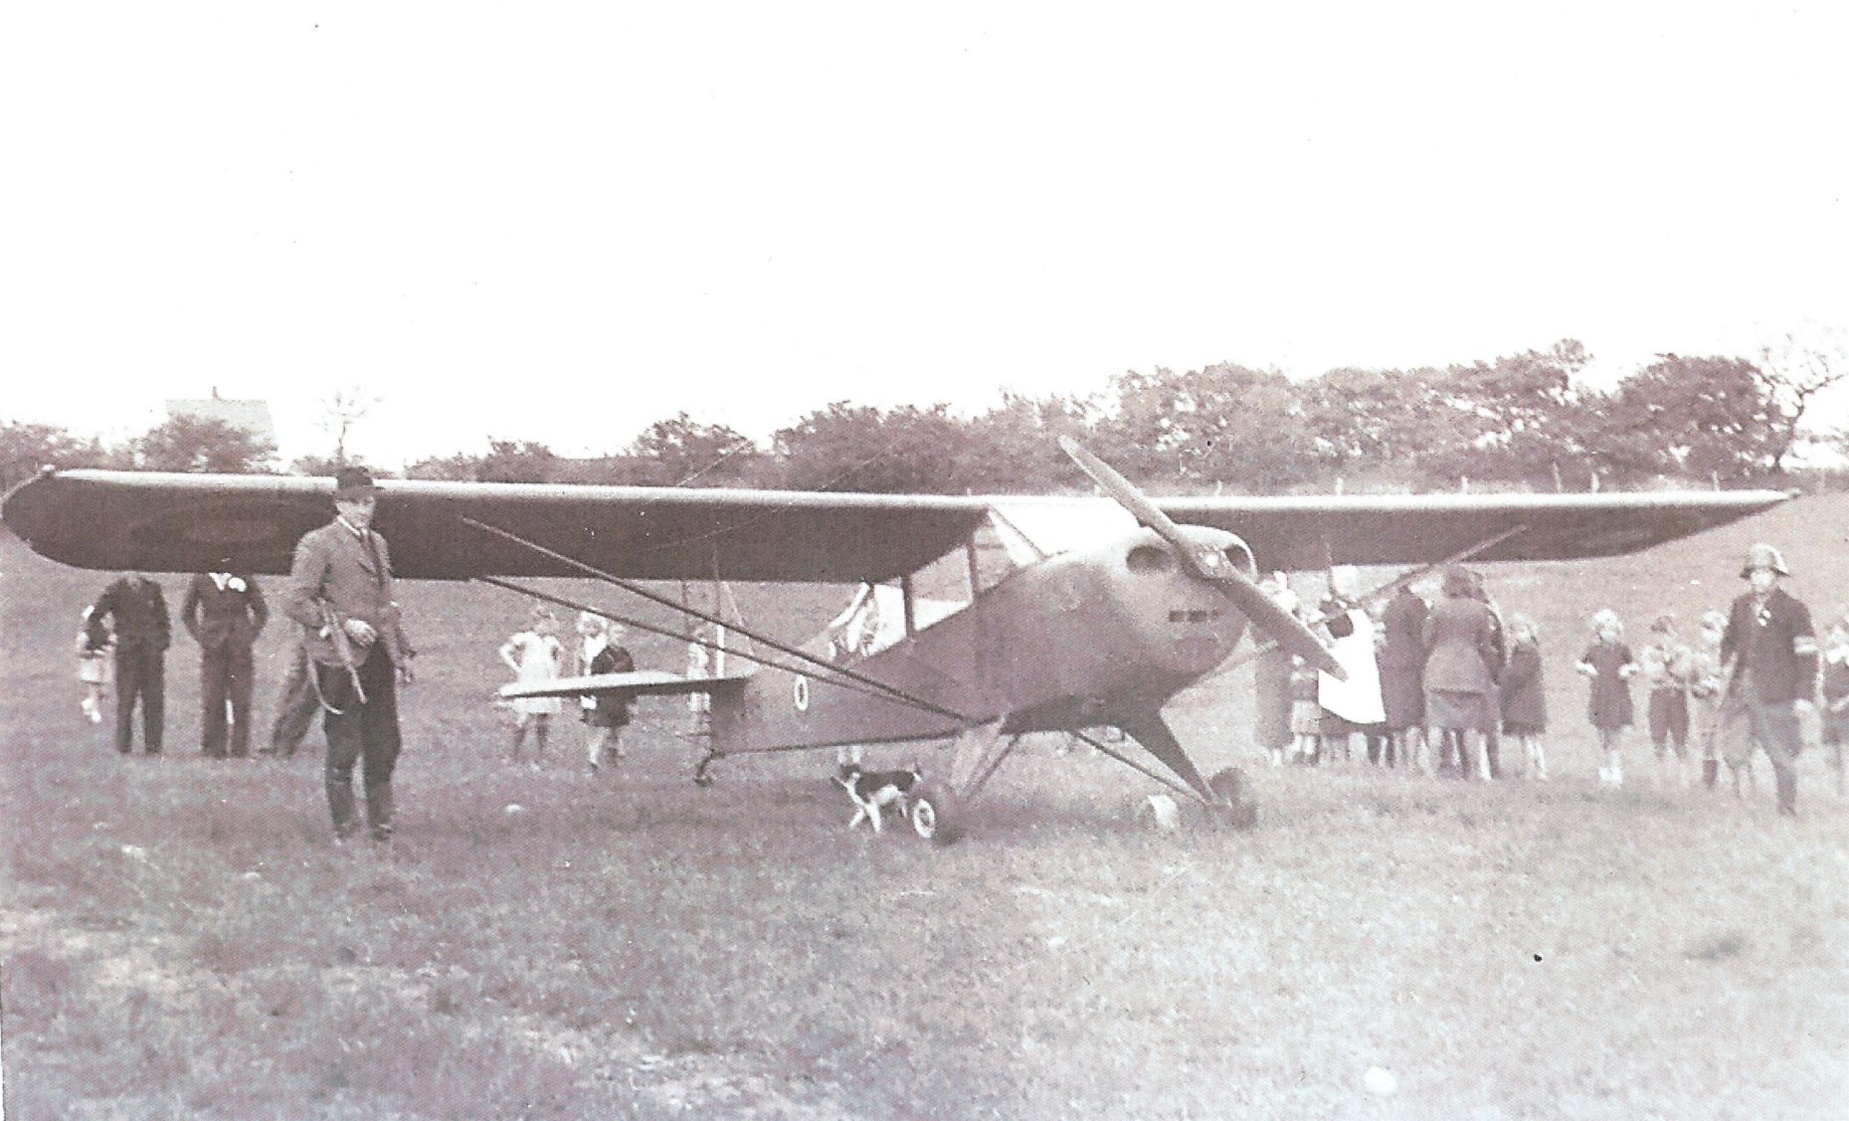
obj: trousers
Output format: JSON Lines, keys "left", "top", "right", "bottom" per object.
{"left": 318, "top": 644, "right": 402, "bottom": 840}
{"left": 113, "top": 641, "right": 165, "bottom": 754}
{"left": 200, "top": 642, "right": 255, "bottom": 757}
{"left": 1721, "top": 693, "right": 1801, "bottom": 814}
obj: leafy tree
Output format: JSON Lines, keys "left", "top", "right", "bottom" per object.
{"left": 0, "top": 421, "right": 116, "bottom": 490}
{"left": 133, "top": 415, "right": 277, "bottom": 473}
{"left": 478, "top": 439, "right": 557, "bottom": 484}
{"left": 1299, "top": 366, "right": 1448, "bottom": 474}
{"left": 404, "top": 452, "right": 484, "bottom": 481}
{"left": 1102, "top": 363, "right": 1315, "bottom": 491}
{"left": 1592, "top": 355, "right": 1777, "bottom": 483}
{"left": 961, "top": 390, "right": 1104, "bottom": 493}
{"left": 1422, "top": 341, "right": 1589, "bottom": 485}
{"left": 773, "top": 402, "right": 984, "bottom": 493}
{"left": 626, "top": 413, "right": 764, "bottom": 487}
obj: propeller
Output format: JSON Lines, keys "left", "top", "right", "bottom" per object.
{"left": 1058, "top": 436, "right": 1345, "bottom": 679}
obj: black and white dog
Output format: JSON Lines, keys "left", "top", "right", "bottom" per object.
{"left": 835, "top": 764, "right": 922, "bottom": 834}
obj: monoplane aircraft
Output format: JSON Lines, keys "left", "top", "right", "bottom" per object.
{"left": 2, "top": 440, "right": 1787, "bottom": 840}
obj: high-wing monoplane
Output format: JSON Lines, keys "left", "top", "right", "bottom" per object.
{"left": 2, "top": 442, "right": 1787, "bottom": 840}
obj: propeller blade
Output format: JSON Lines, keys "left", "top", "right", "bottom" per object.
{"left": 1058, "top": 436, "right": 1344, "bottom": 679}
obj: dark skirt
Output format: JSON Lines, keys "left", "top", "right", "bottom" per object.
{"left": 1426, "top": 688, "right": 1496, "bottom": 733}
{"left": 1380, "top": 666, "right": 1425, "bottom": 731}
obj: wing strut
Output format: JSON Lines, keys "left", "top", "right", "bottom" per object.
{"left": 459, "top": 516, "right": 977, "bottom": 726}
{"left": 1114, "top": 711, "right": 1216, "bottom": 803}
{"left": 1068, "top": 729, "right": 1208, "bottom": 804}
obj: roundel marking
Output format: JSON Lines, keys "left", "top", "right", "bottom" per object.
{"left": 792, "top": 675, "right": 810, "bottom": 712}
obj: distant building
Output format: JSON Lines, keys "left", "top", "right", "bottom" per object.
{"left": 166, "top": 389, "right": 276, "bottom": 445}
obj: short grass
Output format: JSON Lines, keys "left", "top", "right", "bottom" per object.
{"left": 4, "top": 494, "right": 1848, "bottom": 1120}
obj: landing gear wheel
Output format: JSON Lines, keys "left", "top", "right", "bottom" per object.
{"left": 909, "top": 785, "right": 962, "bottom": 845}
{"left": 1207, "top": 766, "right": 1258, "bottom": 831}
{"left": 909, "top": 797, "right": 938, "bottom": 840}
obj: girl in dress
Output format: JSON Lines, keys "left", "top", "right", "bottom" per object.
{"left": 499, "top": 605, "right": 565, "bottom": 764}
{"left": 1499, "top": 614, "right": 1548, "bottom": 779}
{"left": 1577, "top": 608, "right": 1638, "bottom": 788}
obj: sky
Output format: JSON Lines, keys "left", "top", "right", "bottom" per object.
{"left": 3, "top": 4, "right": 1846, "bottom": 470}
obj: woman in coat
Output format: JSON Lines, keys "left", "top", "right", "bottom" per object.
{"left": 1421, "top": 567, "right": 1502, "bottom": 781}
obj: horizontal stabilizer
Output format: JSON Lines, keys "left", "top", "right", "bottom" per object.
{"left": 500, "top": 670, "right": 751, "bottom": 701}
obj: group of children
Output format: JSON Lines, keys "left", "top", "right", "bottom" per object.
{"left": 497, "top": 605, "right": 635, "bottom": 772}
{"left": 1579, "top": 605, "right": 1849, "bottom": 795}
{"left": 1276, "top": 593, "right": 1849, "bottom": 795}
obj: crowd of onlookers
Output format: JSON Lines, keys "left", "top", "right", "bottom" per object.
{"left": 1254, "top": 542, "right": 1847, "bottom": 817}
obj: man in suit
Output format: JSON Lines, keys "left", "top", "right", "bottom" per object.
{"left": 181, "top": 565, "right": 268, "bottom": 758}
{"left": 1720, "top": 542, "right": 1818, "bottom": 817}
{"left": 88, "top": 566, "right": 171, "bottom": 755}
{"left": 285, "top": 467, "right": 416, "bottom": 842}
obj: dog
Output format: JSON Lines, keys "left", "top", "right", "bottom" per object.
{"left": 835, "top": 763, "right": 922, "bottom": 834}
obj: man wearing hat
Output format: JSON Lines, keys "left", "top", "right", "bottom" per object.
{"left": 284, "top": 467, "right": 416, "bottom": 842}
{"left": 181, "top": 562, "right": 268, "bottom": 758}
{"left": 1719, "top": 543, "right": 1818, "bottom": 816}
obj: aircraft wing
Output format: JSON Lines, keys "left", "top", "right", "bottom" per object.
{"left": 1, "top": 469, "right": 992, "bottom": 582}
{"left": 2, "top": 468, "right": 1787, "bottom": 581}
{"left": 500, "top": 670, "right": 752, "bottom": 700}
{"left": 1157, "top": 490, "right": 1793, "bottom": 570}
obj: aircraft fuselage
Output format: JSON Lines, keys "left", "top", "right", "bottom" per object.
{"left": 712, "top": 526, "right": 1253, "bottom": 752}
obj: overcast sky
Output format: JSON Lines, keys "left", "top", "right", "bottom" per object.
{"left": 3, "top": 4, "right": 1845, "bottom": 470}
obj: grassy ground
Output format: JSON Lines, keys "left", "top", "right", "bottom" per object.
{"left": 4, "top": 495, "right": 1848, "bottom": 1120}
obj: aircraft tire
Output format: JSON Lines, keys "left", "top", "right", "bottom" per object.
{"left": 909, "top": 786, "right": 962, "bottom": 845}
{"left": 1207, "top": 766, "right": 1258, "bottom": 831}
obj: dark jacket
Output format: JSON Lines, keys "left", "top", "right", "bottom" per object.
{"left": 285, "top": 518, "right": 415, "bottom": 669}
{"left": 585, "top": 642, "right": 635, "bottom": 725}
{"left": 1422, "top": 595, "right": 1499, "bottom": 694}
{"left": 1379, "top": 588, "right": 1429, "bottom": 673}
{"left": 181, "top": 573, "right": 268, "bottom": 651}
{"left": 1722, "top": 587, "right": 1817, "bottom": 704}
{"left": 89, "top": 576, "right": 170, "bottom": 651}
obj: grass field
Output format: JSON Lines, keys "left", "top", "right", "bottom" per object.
{"left": 4, "top": 494, "right": 1848, "bottom": 1120}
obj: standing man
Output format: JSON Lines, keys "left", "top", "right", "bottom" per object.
{"left": 285, "top": 467, "right": 415, "bottom": 842}
{"left": 1720, "top": 543, "right": 1818, "bottom": 817}
{"left": 181, "top": 565, "right": 268, "bottom": 758}
{"left": 88, "top": 565, "right": 170, "bottom": 755}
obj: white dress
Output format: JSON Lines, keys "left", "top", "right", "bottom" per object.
{"left": 502, "top": 630, "right": 565, "bottom": 716}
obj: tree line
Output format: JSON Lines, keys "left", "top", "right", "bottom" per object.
{"left": 5, "top": 340, "right": 1844, "bottom": 497}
